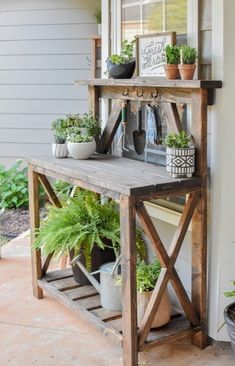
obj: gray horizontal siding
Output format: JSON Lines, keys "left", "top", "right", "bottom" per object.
{"left": 0, "top": 0, "right": 98, "bottom": 167}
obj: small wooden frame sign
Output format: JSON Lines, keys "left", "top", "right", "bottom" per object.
{"left": 136, "top": 32, "right": 176, "bottom": 77}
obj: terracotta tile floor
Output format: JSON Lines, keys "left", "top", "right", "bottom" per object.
{"left": 0, "top": 235, "right": 234, "bottom": 366}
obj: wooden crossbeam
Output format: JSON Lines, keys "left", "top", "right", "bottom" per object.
{"left": 97, "top": 100, "right": 123, "bottom": 154}
{"left": 37, "top": 174, "right": 62, "bottom": 275}
{"left": 136, "top": 193, "right": 200, "bottom": 347}
{"left": 163, "top": 102, "right": 182, "bottom": 133}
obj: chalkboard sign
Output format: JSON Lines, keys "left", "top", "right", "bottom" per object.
{"left": 136, "top": 32, "right": 176, "bottom": 77}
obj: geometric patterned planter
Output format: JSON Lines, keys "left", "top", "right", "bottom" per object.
{"left": 166, "top": 146, "right": 195, "bottom": 178}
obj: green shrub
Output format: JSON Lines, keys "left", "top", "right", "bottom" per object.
{"left": 165, "top": 45, "right": 180, "bottom": 64}
{"left": 0, "top": 161, "right": 29, "bottom": 209}
{"left": 180, "top": 45, "right": 197, "bottom": 64}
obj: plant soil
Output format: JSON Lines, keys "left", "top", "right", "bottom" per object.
{"left": 0, "top": 207, "right": 46, "bottom": 238}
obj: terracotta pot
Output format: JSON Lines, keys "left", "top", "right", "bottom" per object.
{"left": 166, "top": 146, "right": 195, "bottom": 178}
{"left": 137, "top": 289, "right": 171, "bottom": 328}
{"left": 178, "top": 64, "right": 196, "bottom": 80}
{"left": 164, "top": 64, "right": 180, "bottom": 80}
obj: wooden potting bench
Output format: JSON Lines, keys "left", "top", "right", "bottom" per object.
{"left": 29, "top": 78, "right": 222, "bottom": 366}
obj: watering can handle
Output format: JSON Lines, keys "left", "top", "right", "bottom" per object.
{"left": 111, "top": 255, "right": 121, "bottom": 276}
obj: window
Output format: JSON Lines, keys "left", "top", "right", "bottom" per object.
{"left": 122, "top": 0, "right": 187, "bottom": 42}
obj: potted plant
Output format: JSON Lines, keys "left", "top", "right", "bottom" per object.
{"left": 178, "top": 45, "right": 198, "bottom": 80}
{"left": 164, "top": 130, "right": 195, "bottom": 178}
{"left": 67, "top": 128, "right": 96, "bottom": 160}
{"left": 66, "top": 113, "right": 101, "bottom": 140}
{"left": 51, "top": 118, "right": 68, "bottom": 158}
{"left": 224, "top": 284, "right": 235, "bottom": 357}
{"left": 94, "top": 7, "right": 102, "bottom": 35}
{"left": 137, "top": 260, "right": 171, "bottom": 328}
{"left": 34, "top": 190, "right": 146, "bottom": 286}
{"left": 164, "top": 45, "right": 180, "bottom": 80}
{"left": 106, "top": 39, "right": 136, "bottom": 79}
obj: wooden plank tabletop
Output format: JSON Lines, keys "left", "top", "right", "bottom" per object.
{"left": 76, "top": 78, "right": 222, "bottom": 89}
{"left": 29, "top": 155, "right": 202, "bottom": 197}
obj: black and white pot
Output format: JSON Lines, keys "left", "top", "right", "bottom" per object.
{"left": 52, "top": 143, "right": 68, "bottom": 158}
{"left": 224, "top": 302, "right": 235, "bottom": 357}
{"left": 166, "top": 146, "right": 195, "bottom": 178}
{"left": 106, "top": 59, "right": 136, "bottom": 79}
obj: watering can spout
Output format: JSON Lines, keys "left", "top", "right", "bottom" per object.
{"left": 70, "top": 254, "right": 101, "bottom": 293}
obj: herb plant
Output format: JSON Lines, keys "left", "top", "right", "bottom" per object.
{"left": 67, "top": 128, "right": 93, "bottom": 143}
{"left": 0, "top": 160, "right": 29, "bottom": 209}
{"left": 164, "top": 130, "right": 192, "bottom": 148}
{"left": 94, "top": 7, "right": 101, "bottom": 24}
{"left": 137, "top": 260, "right": 162, "bottom": 293}
{"left": 180, "top": 45, "right": 197, "bottom": 64}
{"left": 165, "top": 45, "right": 180, "bottom": 64}
{"left": 108, "top": 39, "right": 135, "bottom": 65}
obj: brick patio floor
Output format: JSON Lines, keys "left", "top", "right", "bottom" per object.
{"left": 0, "top": 235, "right": 234, "bottom": 366}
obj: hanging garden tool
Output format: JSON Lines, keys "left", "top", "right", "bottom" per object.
{"left": 133, "top": 102, "right": 146, "bottom": 155}
{"left": 145, "top": 104, "right": 162, "bottom": 145}
{"left": 117, "top": 100, "right": 133, "bottom": 152}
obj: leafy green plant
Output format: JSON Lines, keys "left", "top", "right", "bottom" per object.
{"left": 108, "top": 39, "right": 135, "bottom": 65}
{"left": 51, "top": 118, "right": 67, "bottom": 143}
{"left": 53, "top": 180, "right": 73, "bottom": 197}
{"left": 180, "top": 45, "right": 197, "bottom": 64}
{"left": 0, "top": 161, "right": 29, "bottom": 209}
{"left": 224, "top": 282, "right": 235, "bottom": 298}
{"left": 165, "top": 45, "right": 180, "bottom": 64}
{"left": 137, "top": 260, "right": 162, "bottom": 293}
{"left": 94, "top": 7, "right": 101, "bottom": 23}
{"left": 34, "top": 190, "right": 145, "bottom": 270}
{"left": 67, "top": 128, "right": 93, "bottom": 143}
{"left": 164, "top": 130, "right": 192, "bottom": 148}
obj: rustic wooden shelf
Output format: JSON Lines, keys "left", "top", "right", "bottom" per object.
{"left": 29, "top": 78, "right": 222, "bottom": 366}
{"left": 37, "top": 267, "right": 199, "bottom": 350}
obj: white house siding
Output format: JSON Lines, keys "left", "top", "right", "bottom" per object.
{"left": 0, "top": 0, "right": 99, "bottom": 167}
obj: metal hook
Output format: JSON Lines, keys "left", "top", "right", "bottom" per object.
{"left": 137, "top": 88, "right": 143, "bottom": 97}
{"left": 122, "top": 89, "right": 129, "bottom": 97}
{"left": 151, "top": 89, "right": 158, "bottom": 98}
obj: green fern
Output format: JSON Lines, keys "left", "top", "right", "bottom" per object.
{"left": 34, "top": 190, "right": 145, "bottom": 270}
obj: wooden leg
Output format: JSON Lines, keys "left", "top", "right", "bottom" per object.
{"left": 28, "top": 166, "right": 43, "bottom": 299}
{"left": 191, "top": 189, "right": 207, "bottom": 348}
{"left": 120, "top": 195, "right": 138, "bottom": 366}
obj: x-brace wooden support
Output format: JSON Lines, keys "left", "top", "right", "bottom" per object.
{"left": 136, "top": 191, "right": 201, "bottom": 348}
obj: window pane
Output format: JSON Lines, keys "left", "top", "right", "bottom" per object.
{"left": 165, "top": 0, "right": 187, "bottom": 34}
{"left": 143, "top": 2, "right": 163, "bottom": 34}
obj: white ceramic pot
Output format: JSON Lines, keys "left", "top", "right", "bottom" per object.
{"left": 52, "top": 143, "right": 68, "bottom": 158}
{"left": 68, "top": 141, "right": 96, "bottom": 160}
{"left": 166, "top": 146, "right": 195, "bottom": 178}
{"left": 137, "top": 289, "right": 171, "bottom": 328}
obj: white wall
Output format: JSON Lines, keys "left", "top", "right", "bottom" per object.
{"left": 0, "top": 0, "right": 99, "bottom": 167}
{"left": 208, "top": 0, "right": 235, "bottom": 342}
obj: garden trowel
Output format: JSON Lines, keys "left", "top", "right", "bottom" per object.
{"left": 133, "top": 105, "right": 146, "bottom": 155}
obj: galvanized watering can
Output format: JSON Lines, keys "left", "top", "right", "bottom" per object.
{"left": 71, "top": 255, "right": 122, "bottom": 311}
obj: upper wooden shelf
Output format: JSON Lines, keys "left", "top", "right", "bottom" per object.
{"left": 29, "top": 155, "right": 202, "bottom": 199}
{"left": 76, "top": 78, "right": 222, "bottom": 90}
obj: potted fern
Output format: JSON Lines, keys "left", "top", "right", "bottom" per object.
{"left": 164, "top": 45, "right": 180, "bottom": 80}
{"left": 164, "top": 130, "right": 195, "bottom": 178}
{"left": 106, "top": 39, "right": 136, "bottom": 79}
{"left": 178, "top": 45, "right": 198, "bottom": 80}
{"left": 137, "top": 260, "right": 171, "bottom": 328}
{"left": 51, "top": 118, "right": 68, "bottom": 158}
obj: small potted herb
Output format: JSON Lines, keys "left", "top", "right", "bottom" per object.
{"left": 164, "top": 45, "right": 180, "bottom": 80}
{"left": 164, "top": 130, "right": 195, "bottom": 178}
{"left": 67, "top": 128, "right": 96, "bottom": 160}
{"left": 106, "top": 39, "right": 136, "bottom": 79}
{"left": 94, "top": 7, "right": 102, "bottom": 35}
{"left": 178, "top": 45, "right": 198, "bottom": 80}
{"left": 51, "top": 118, "right": 68, "bottom": 158}
{"left": 137, "top": 260, "right": 171, "bottom": 328}
{"left": 66, "top": 113, "right": 101, "bottom": 140}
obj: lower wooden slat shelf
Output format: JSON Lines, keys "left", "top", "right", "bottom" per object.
{"left": 38, "top": 268, "right": 201, "bottom": 350}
